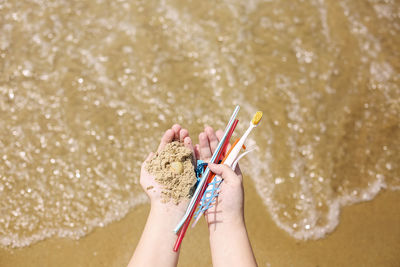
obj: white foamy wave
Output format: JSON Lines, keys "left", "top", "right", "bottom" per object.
{"left": 1, "top": 0, "right": 399, "bottom": 247}
{"left": 0, "top": 194, "right": 148, "bottom": 248}
{"left": 243, "top": 145, "right": 397, "bottom": 240}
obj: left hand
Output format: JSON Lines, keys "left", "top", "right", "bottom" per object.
{"left": 140, "top": 124, "right": 196, "bottom": 217}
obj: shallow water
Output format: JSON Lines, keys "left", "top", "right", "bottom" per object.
{"left": 0, "top": 0, "right": 399, "bottom": 247}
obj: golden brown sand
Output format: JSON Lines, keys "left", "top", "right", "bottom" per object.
{"left": 0, "top": 0, "right": 399, "bottom": 265}
{"left": 1, "top": 180, "right": 399, "bottom": 267}
{"left": 146, "top": 141, "right": 197, "bottom": 204}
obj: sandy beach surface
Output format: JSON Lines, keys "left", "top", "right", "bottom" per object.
{"left": 1, "top": 0, "right": 399, "bottom": 265}
{"left": 1, "top": 179, "right": 399, "bottom": 267}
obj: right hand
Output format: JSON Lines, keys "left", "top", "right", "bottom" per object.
{"left": 195, "top": 127, "right": 245, "bottom": 229}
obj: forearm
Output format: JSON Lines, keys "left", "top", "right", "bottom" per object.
{"left": 128, "top": 205, "right": 181, "bottom": 267}
{"left": 209, "top": 219, "right": 257, "bottom": 267}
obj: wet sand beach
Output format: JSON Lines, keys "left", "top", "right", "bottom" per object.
{"left": 1, "top": 0, "right": 399, "bottom": 265}
{"left": 1, "top": 182, "right": 399, "bottom": 266}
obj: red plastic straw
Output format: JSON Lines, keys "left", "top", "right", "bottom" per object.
{"left": 173, "top": 119, "right": 239, "bottom": 252}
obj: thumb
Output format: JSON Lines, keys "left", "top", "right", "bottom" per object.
{"left": 141, "top": 152, "right": 154, "bottom": 169}
{"left": 208, "top": 163, "right": 241, "bottom": 185}
{"left": 146, "top": 152, "right": 154, "bottom": 161}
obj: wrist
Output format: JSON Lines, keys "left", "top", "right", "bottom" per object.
{"left": 151, "top": 200, "right": 186, "bottom": 214}
{"left": 149, "top": 202, "right": 186, "bottom": 227}
{"left": 208, "top": 214, "right": 246, "bottom": 237}
{"left": 146, "top": 207, "right": 177, "bottom": 233}
{"left": 208, "top": 216, "right": 257, "bottom": 267}
{"left": 207, "top": 209, "right": 244, "bottom": 227}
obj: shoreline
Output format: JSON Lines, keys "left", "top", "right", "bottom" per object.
{"left": 1, "top": 178, "right": 399, "bottom": 267}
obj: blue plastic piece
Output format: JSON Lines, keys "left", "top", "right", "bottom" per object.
{"left": 194, "top": 176, "right": 222, "bottom": 219}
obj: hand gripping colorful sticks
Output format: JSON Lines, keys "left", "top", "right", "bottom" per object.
{"left": 172, "top": 106, "right": 262, "bottom": 252}
{"left": 191, "top": 111, "right": 262, "bottom": 227}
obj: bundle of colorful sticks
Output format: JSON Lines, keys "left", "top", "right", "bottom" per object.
{"left": 173, "top": 105, "right": 263, "bottom": 251}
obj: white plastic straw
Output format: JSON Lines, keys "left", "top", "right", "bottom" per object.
{"left": 173, "top": 105, "right": 240, "bottom": 233}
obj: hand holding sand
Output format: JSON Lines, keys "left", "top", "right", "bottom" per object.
{"left": 140, "top": 124, "right": 197, "bottom": 215}
{"left": 129, "top": 124, "right": 197, "bottom": 267}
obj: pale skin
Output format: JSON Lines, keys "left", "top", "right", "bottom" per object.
{"left": 128, "top": 124, "right": 194, "bottom": 267}
{"left": 198, "top": 127, "right": 258, "bottom": 267}
{"left": 128, "top": 125, "right": 257, "bottom": 267}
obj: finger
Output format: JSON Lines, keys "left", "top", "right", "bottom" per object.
{"left": 205, "top": 126, "right": 219, "bottom": 154}
{"left": 194, "top": 144, "right": 201, "bottom": 160}
{"left": 145, "top": 152, "right": 154, "bottom": 162}
{"left": 141, "top": 152, "right": 154, "bottom": 171}
{"left": 215, "top": 129, "right": 229, "bottom": 156}
{"left": 199, "top": 132, "right": 212, "bottom": 161}
{"left": 234, "top": 163, "right": 243, "bottom": 176}
{"left": 215, "top": 130, "right": 224, "bottom": 142}
{"left": 179, "top": 128, "right": 189, "bottom": 143}
{"left": 140, "top": 152, "right": 154, "bottom": 185}
{"left": 157, "top": 129, "right": 174, "bottom": 152}
{"left": 172, "top": 124, "right": 182, "bottom": 140}
{"left": 183, "top": 136, "right": 196, "bottom": 160}
{"left": 183, "top": 136, "right": 192, "bottom": 149}
{"left": 216, "top": 129, "right": 233, "bottom": 157}
{"left": 208, "top": 163, "right": 241, "bottom": 185}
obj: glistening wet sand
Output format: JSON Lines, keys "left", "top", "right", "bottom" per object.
{"left": 1, "top": 0, "right": 399, "bottom": 265}
{"left": 1, "top": 181, "right": 399, "bottom": 267}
